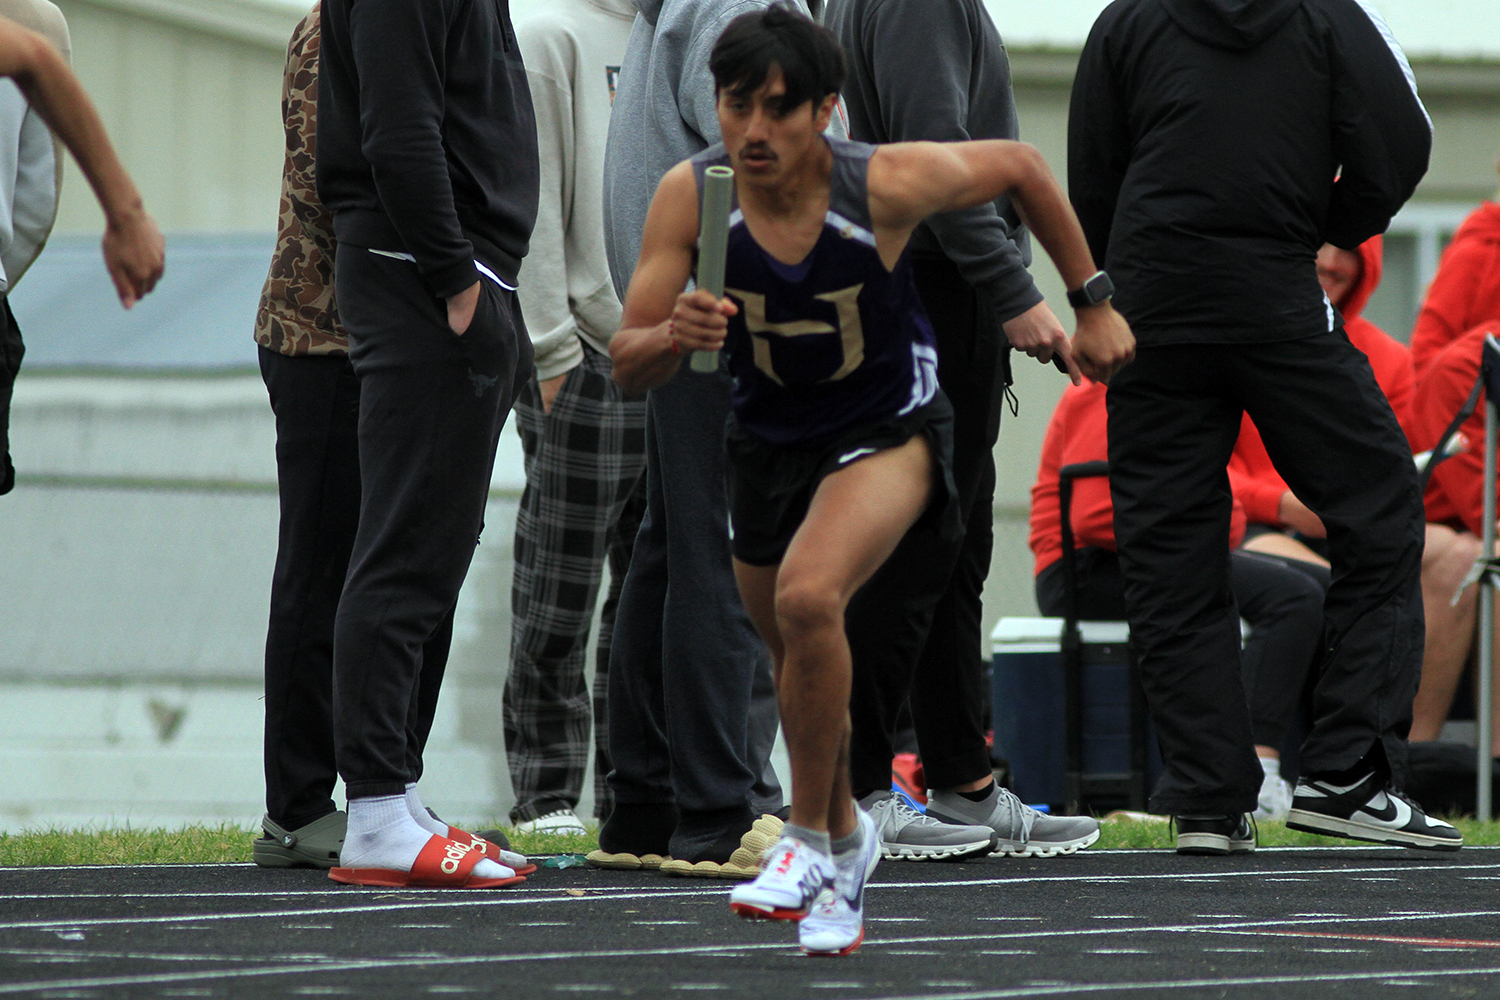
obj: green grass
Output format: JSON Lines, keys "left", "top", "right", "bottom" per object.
{"left": 0, "top": 816, "right": 1494, "bottom": 866}
{"left": 1095, "top": 813, "right": 1500, "bottom": 850}
{"left": 0, "top": 822, "right": 603, "bottom": 867}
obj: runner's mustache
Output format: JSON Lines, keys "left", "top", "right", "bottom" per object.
{"left": 740, "top": 144, "right": 776, "bottom": 160}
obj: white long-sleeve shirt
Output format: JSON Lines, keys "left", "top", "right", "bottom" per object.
{"left": 515, "top": 0, "right": 635, "bottom": 380}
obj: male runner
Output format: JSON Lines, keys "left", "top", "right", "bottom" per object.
{"left": 611, "top": 7, "right": 1132, "bottom": 955}
{"left": 0, "top": 11, "right": 163, "bottom": 497}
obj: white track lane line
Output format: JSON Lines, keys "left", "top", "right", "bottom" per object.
{"left": 3, "top": 860, "right": 1493, "bottom": 905}
{"left": 3, "top": 865, "right": 1498, "bottom": 931}
{"left": 851, "top": 965, "right": 1500, "bottom": 1000}
{"left": 2, "top": 917, "right": 1500, "bottom": 989}
{"left": 2, "top": 930, "right": 1499, "bottom": 996}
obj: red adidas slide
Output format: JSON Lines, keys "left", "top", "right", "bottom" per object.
{"left": 446, "top": 826, "right": 538, "bottom": 876}
{"left": 329, "top": 835, "right": 526, "bottom": 889}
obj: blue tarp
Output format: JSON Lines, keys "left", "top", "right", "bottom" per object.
{"left": 9, "top": 233, "right": 274, "bottom": 371}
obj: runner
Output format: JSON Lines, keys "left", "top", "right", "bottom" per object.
{"left": 611, "top": 6, "right": 1133, "bottom": 955}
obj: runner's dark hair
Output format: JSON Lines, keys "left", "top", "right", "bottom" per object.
{"left": 710, "top": 3, "right": 845, "bottom": 112}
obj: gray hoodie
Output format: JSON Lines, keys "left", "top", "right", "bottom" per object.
{"left": 602, "top": 0, "right": 820, "bottom": 299}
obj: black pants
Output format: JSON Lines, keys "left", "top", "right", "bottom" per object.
{"left": 845, "top": 253, "right": 1007, "bottom": 793}
{"left": 332, "top": 250, "right": 531, "bottom": 800}
{"left": 606, "top": 364, "right": 782, "bottom": 823}
{"left": 1, "top": 299, "right": 22, "bottom": 496}
{"left": 1035, "top": 546, "right": 1328, "bottom": 756}
{"left": 259, "top": 347, "right": 456, "bottom": 829}
{"left": 1106, "top": 333, "right": 1425, "bottom": 814}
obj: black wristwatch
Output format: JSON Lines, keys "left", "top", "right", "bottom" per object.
{"left": 1067, "top": 270, "right": 1115, "bottom": 309}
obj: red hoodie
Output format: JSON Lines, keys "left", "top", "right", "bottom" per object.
{"left": 1228, "top": 236, "right": 1417, "bottom": 527}
{"left": 1030, "top": 381, "right": 1246, "bottom": 576}
{"left": 1411, "top": 201, "right": 1500, "bottom": 377}
{"left": 1411, "top": 321, "right": 1500, "bottom": 535}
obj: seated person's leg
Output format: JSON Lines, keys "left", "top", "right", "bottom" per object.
{"left": 1241, "top": 527, "right": 1330, "bottom": 569}
{"left": 1230, "top": 550, "right": 1326, "bottom": 819}
{"left": 1414, "top": 523, "right": 1481, "bottom": 742}
{"left": 1034, "top": 546, "right": 1131, "bottom": 621}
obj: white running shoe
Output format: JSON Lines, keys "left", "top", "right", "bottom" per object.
{"left": 800, "top": 808, "right": 880, "bottom": 956}
{"left": 513, "top": 809, "right": 588, "bottom": 836}
{"left": 729, "top": 835, "right": 835, "bottom": 922}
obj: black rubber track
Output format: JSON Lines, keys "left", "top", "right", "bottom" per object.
{"left": 3, "top": 847, "right": 1500, "bottom": 997}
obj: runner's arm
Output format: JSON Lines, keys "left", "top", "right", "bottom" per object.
{"left": 612, "top": 163, "right": 738, "bottom": 394}
{"left": 869, "top": 140, "right": 1134, "bottom": 383}
{"left": 0, "top": 16, "right": 163, "bottom": 307}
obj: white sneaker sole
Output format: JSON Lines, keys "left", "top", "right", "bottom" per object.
{"left": 1175, "top": 831, "right": 1254, "bottom": 855}
{"left": 879, "top": 837, "right": 993, "bottom": 861}
{"left": 991, "top": 827, "right": 1101, "bottom": 858}
{"left": 1286, "top": 808, "right": 1462, "bottom": 851}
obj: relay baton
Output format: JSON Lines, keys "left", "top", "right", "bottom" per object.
{"left": 690, "top": 165, "right": 735, "bottom": 373}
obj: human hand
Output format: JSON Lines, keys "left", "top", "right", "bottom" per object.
{"left": 1070, "top": 303, "right": 1135, "bottom": 384}
{"left": 447, "top": 280, "right": 482, "bottom": 335}
{"left": 669, "top": 289, "right": 736, "bottom": 353}
{"left": 101, "top": 205, "right": 164, "bottom": 309}
{"left": 539, "top": 373, "right": 567, "bottom": 414}
{"left": 1003, "top": 301, "right": 1079, "bottom": 384}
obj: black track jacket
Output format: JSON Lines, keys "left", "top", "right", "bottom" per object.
{"left": 317, "top": 0, "right": 539, "bottom": 299}
{"left": 1068, "top": 0, "right": 1430, "bottom": 344}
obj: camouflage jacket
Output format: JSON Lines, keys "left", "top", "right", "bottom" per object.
{"left": 254, "top": 4, "right": 346, "bottom": 356}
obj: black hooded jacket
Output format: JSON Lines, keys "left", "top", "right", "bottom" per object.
{"left": 1068, "top": 0, "right": 1431, "bottom": 343}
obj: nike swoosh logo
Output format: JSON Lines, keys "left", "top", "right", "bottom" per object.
{"left": 838, "top": 447, "right": 876, "bottom": 465}
{"left": 1360, "top": 790, "right": 1403, "bottom": 824}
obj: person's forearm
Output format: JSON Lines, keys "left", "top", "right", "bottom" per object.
{"left": 11, "top": 36, "right": 140, "bottom": 226}
{"left": 611, "top": 321, "right": 681, "bottom": 395}
{"left": 1004, "top": 146, "right": 1101, "bottom": 290}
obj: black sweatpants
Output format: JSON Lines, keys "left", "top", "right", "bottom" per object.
{"left": 1035, "top": 546, "right": 1328, "bottom": 757}
{"left": 1106, "top": 332, "right": 1425, "bottom": 815}
{"left": 845, "top": 253, "right": 1005, "bottom": 793}
{"left": 259, "top": 346, "right": 456, "bottom": 829}
{"left": 1, "top": 299, "right": 22, "bottom": 496}
{"left": 332, "top": 249, "right": 531, "bottom": 801}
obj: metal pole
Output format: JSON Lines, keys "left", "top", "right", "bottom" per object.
{"left": 1479, "top": 398, "right": 1496, "bottom": 820}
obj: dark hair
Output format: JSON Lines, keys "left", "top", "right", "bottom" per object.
{"left": 709, "top": 4, "right": 845, "bottom": 113}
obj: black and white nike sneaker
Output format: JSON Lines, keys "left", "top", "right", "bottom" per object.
{"left": 1286, "top": 772, "right": 1462, "bottom": 851}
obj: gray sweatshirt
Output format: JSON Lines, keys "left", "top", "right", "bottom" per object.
{"left": 826, "top": 0, "right": 1042, "bottom": 326}
{"left": 515, "top": 0, "right": 636, "bottom": 379}
{"left": 602, "top": 0, "right": 820, "bottom": 299}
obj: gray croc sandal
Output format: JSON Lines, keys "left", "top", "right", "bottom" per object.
{"left": 253, "top": 811, "right": 346, "bottom": 869}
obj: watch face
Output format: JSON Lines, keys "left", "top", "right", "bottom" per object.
{"left": 1084, "top": 272, "right": 1115, "bottom": 303}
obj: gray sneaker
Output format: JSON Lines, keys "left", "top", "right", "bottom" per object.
{"left": 927, "top": 786, "right": 1100, "bottom": 858}
{"left": 857, "top": 790, "right": 995, "bottom": 861}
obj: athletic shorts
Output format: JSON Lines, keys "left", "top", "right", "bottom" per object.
{"left": 725, "top": 391, "right": 961, "bottom": 567}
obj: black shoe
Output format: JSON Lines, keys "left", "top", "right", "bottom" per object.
{"left": 1174, "top": 813, "right": 1256, "bottom": 855}
{"left": 1286, "top": 772, "right": 1462, "bottom": 851}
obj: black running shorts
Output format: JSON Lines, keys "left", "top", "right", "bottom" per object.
{"left": 725, "top": 391, "right": 961, "bottom": 567}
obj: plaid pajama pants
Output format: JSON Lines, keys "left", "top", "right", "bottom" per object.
{"left": 504, "top": 342, "right": 647, "bottom": 823}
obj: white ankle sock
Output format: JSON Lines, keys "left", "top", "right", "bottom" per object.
{"left": 344, "top": 794, "right": 512, "bottom": 878}
{"left": 405, "top": 784, "right": 449, "bottom": 837}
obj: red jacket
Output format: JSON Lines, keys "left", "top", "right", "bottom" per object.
{"left": 1411, "top": 322, "right": 1500, "bottom": 535}
{"left": 1411, "top": 201, "right": 1500, "bottom": 377}
{"left": 1030, "top": 381, "right": 1246, "bottom": 576}
{"left": 1228, "top": 236, "right": 1416, "bottom": 527}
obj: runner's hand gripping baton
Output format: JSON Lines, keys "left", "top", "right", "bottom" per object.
{"left": 690, "top": 165, "right": 735, "bottom": 373}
